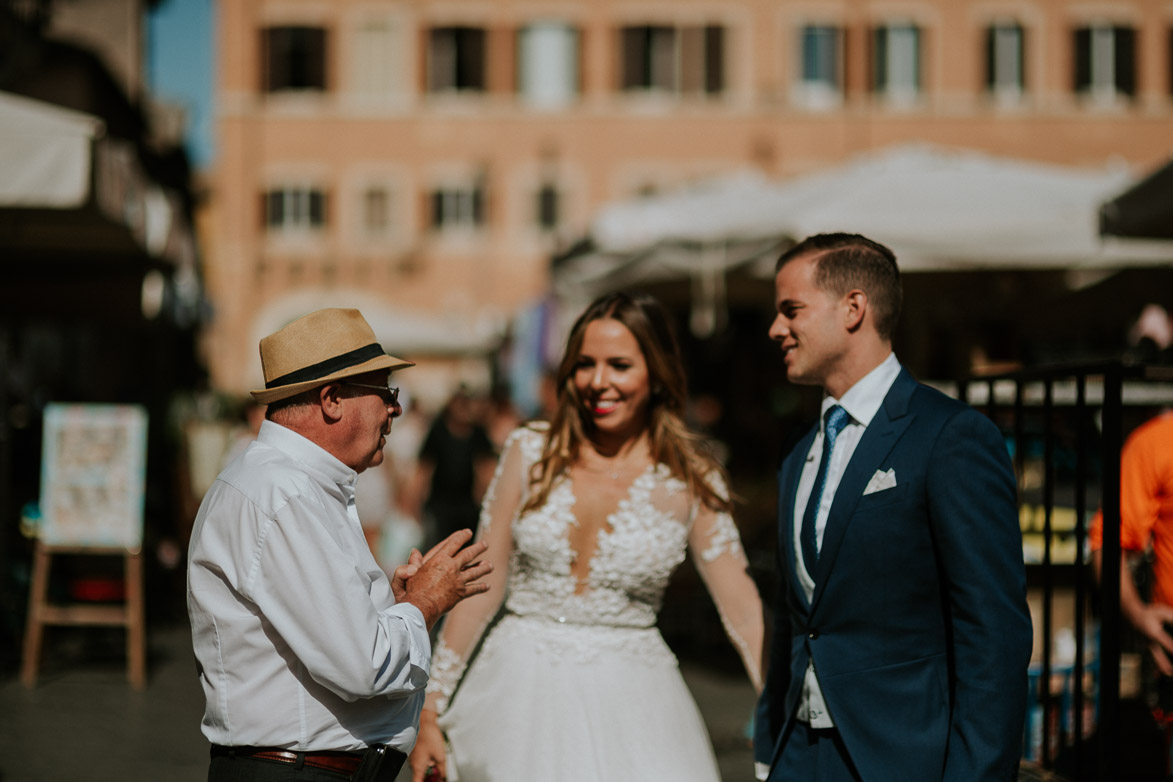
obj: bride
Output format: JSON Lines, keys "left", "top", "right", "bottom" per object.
{"left": 408, "top": 292, "right": 765, "bottom": 782}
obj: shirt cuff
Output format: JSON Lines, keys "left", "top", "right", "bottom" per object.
{"left": 389, "top": 601, "right": 432, "bottom": 673}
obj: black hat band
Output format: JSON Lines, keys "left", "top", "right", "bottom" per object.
{"left": 266, "top": 343, "right": 385, "bottom": 388}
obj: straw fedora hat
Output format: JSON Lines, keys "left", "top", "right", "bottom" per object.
{"left": 250, "top": 308, "right": 414, "bottom": 404}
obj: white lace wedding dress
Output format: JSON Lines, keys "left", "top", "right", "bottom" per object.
{"left": 426, "top": 425, "right": 763, "bottom": 781}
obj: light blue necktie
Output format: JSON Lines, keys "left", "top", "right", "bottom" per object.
{"left": 801, "top": 405, "right": 850, "bottom": 578}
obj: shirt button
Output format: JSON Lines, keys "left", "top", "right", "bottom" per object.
{"left": 808, "top": 630, "right": 820, "bottom": 639}
{"left": 557, "top": 616, "right": 566, "bottom": 623}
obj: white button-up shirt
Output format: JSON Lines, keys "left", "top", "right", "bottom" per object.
{"left": 187, "top": 420, "right": 430, "bottom": 752}
{"left": 792, "top": 352, "right": 901, "bottom": 727}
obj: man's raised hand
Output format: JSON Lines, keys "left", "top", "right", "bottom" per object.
{"left": 402, "top": 529, "right": 491, "bottom": 628}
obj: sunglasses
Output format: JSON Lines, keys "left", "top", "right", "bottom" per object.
{"left": 343, "top": 382, "right": 400, "bottom": 407}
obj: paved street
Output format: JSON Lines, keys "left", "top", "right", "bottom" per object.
{"left": 0, "top": 620, "right": 759, "bottom": 782}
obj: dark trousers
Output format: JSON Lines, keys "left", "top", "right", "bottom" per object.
{"left": 770, "top": 721, "right": 863, "bottom": 782}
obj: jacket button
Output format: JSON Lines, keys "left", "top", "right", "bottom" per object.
{"left": 808, "top": 630, "right": 820, "bottom": 640}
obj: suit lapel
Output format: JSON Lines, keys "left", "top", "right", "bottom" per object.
{"left": 810, "top": 370, "right": 918, "bottom": 610}
{"left": 779, "top": 425, "right": 816, "bottom": 609}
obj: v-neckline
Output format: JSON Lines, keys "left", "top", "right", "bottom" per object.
{"left": 563, "top": 462, "right": 654, "bottom": 593}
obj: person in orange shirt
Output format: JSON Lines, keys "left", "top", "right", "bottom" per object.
{"left": 1092, "top": 411, "right": 1173, "bottom": 678}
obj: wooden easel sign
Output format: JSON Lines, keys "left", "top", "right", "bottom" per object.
{"left": 21, "top": 403, "right": 149, "bottom": 688}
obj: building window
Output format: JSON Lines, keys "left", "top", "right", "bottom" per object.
{"left": 985, "top": 22, "right": 1025, "bottom": 100}
{"left": 263, "top": 26, "right": 327, "bottom": 92}
{"left": 1074, "top": 24, "right": 1136, "bottom": 101}
{"left": 536, "top": 182, "right": 560, "bottom": 231}
{"left": 518, "top": 22, "right": 579, "bottom": 109}
{"left": 264, "top": 187, "right": 326, "bottom": 231}
{"left": 362, "top": 187, "right": 391, "bottom": 237}
{"left": 352, "top": 19, "right": 401, "bottom": 99}
{"left": 872, "top": 23, "right": 921, "bottom": 103}
{"left": 427, "top": 26, "right": 487, "bottom": 93}
{"left": 431, "top": 185, "right": 484, "bottom": 230}
{"left": 620, "top": 24, "right": 724, "bottom": 95}
{"left": 795, "top": 24, "right": 842, "bottom": 107}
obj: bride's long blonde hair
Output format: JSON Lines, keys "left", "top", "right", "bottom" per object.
{"left": 522, "top": 292, "right": 731, "bottom": 514}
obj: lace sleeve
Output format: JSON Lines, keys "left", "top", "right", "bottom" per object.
{"left": 688, "top": 473, "right": 765, "bottom": 693}
{"left": 425, "top": 426, "right": 533, "bottom": 713}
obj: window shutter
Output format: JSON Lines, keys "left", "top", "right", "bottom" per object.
{"left": 462, "top": 28, "right": 487, "bottom": 91}
{"left": 261, "top": 29, "right": 272, "bottom": 92}
{"left": 705, "top": 25, "right": 724, "bottom": 94}
{"left": 537, "top": 183, "right": 558, "bottom": 229}
{"left": 984, "top": 27, "right": 995, "bottom": 89}
{"left": 472, "top": 184, "right": 485, "bottom": 226}
{"left": 911, "top": 26, "right": 921, "bottom": 90}
{"left": 310, "top": 190, "right": 325, "bottom": 227}
{"left": 621, "top": 27, "right": 647, "bottom": 90}
{"left": 512, "top": 26, "right": 522, "bottom": 93}
{"left": 422, "top": 27, "right": 432, "bottom": 93}
{"left": 873, "top": 27, "right": 888, "bottom": 91}
{"left": 1115, "top": 26, "right": 1136, "bottom": 96}
{"left": 307, "top": 27, "right": 326, "bottom": 91}
{"left": 1018, "top": 26, "right": 1027, "bottom": 90}
{"left": 842, "top": 24, "right": 854, "bottom": 96}
{"left": 1074, "top": 28, "right": 1091, "bottom": 92}
{"left": 680, "top": 26, "right": 704, "bottom": 93}
{"left": 576, "top": 27, "right": 585, "bottom": 94}
{"left": 649, "top": 26, "right": 676, "bottom": 91}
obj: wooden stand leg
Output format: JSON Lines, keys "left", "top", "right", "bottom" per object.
{"left": 20, "top": 543, "right": 148, "bottom": 689}
{"left": 21, "top": 540, "right": 50, "bottom": 688}
{"left": 126, "top": 551, "right": 146, "bottom": 690}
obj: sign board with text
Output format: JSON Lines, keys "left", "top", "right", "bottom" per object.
{"left": 39, "top": 403, "right": 148, "bottom": 549}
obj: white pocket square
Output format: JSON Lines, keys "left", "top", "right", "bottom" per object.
{"left": 863, "top": 468, "right": 897, "bottom": 495}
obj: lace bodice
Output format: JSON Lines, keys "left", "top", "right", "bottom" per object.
{"left": 426, "top": 425, "right": 763, "bottom": 714}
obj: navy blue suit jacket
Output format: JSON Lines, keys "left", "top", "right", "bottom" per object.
{"left": 754, "top": 369, "right": 1032, "bottom": 782}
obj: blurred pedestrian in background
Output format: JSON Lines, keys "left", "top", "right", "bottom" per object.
{"left": 408, "top": 291, "right": 765, "bottom": 782}
{"left": 413, "top": 387, "right": 497, "bottom": 549}
{"left": 1091, "top": 408, "right": 1173, "bottom": 775}
{"left": 483, "top": 382, "right": 521, "bottom": 451}
{"left": 187, "top": 307, "right": 492, "bottom": 782}
{"left": 220, "top": 398, "right": 266, "bottom": 469}
{"left": 1127, "top": 303, "right": 1173, "bottom": 363}
{"left": 365, "top": 386, "right": 428, "bottom": 571}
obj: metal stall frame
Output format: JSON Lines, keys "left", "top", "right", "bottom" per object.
{"left": 957, "top": 361, "right": 1173, "bottom": 780}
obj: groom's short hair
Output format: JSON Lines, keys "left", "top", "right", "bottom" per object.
{"left": 775, "top": 232, "right": 903, "bottom": 341}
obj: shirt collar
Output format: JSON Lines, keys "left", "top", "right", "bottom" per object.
{"left": 257, "top": 419, "right": 358, "bottom": 493}
{"left": 821, "top": 352, "right": 902, "bottom": 429}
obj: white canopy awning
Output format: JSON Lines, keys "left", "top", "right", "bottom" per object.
{"left": 750, "top": 143, "right": 1168, "bottom": 273}
{"left": 559, "top": 143, "right": 1173, "bottom": 300}
{"left": 249, "top": 289, "right": 507, "bottom": 362}
{"left": 0, "top": 90, "right": 197, "bottom": 274}
{"left": 0, "top": 90, "right": 103, "bottom": 208}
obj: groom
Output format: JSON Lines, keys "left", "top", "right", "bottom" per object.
{"left": 754, "top": 233, "right": 1032, "bottom": 782}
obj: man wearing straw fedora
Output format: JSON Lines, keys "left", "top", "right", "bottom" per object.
{"left": 188, "top": 308, "right": 493, "bottom": 782}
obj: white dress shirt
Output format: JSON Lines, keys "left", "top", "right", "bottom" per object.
{"left": 792, "top": 352, "right": 901, "bottom": 727}
{"left": 187, "top": 420, "right": 431, "bottom": 752}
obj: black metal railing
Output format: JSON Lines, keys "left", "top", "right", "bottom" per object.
{"left": 958, "top": 360, "right": 1173, "bottom": 781}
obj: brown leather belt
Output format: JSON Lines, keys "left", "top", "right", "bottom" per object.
{"left": 211, "top": 745, "right": 365, "bottom": 775}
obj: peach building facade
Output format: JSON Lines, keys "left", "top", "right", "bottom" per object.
{"left": 206, "top": 0, "right": 1173, "bottom": 403}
